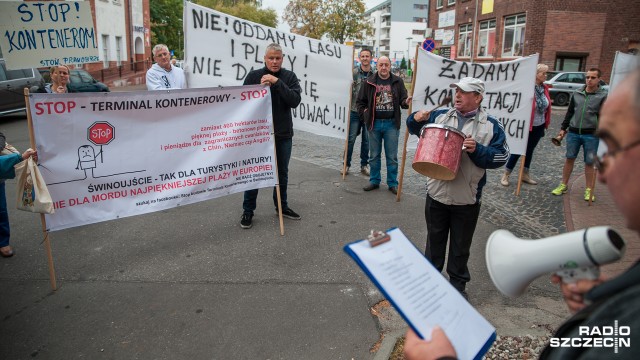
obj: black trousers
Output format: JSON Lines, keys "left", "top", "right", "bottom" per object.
{"left": 424, "top": 195, "right": 481, "bottom": 291}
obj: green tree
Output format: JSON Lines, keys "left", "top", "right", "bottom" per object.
{"left": 196, "top": 1, "right": 277, "bottom": 28}
{"left": 151, "top": 0, "right": 278, "bottom": 59}
{"left": 324, "top": 0, "right": 372, "bottom": 44}
{"left": 284, "top": 0, "right": 371, "bottom": 42}
{"left": 150, "top": 0, "right": 183, "bottom": 58}
{"left": 282, "top": 0, "right": 325, "bottom": 39}
{"left": 400, "top": 57, "right": 407, "bottom": 70}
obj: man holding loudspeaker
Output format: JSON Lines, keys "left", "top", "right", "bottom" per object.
{"left": 403, "top": 66, "right": 640, "bottom": 360}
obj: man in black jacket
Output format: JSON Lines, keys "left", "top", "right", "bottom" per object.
{"left": 240, "top": 43, "right": 302, "bottom": 229}
{"left": 356, "top": 56, "right": 411, "bottom": 195}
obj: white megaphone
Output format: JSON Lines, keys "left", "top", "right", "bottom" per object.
{"left": 486, "top": 226, "right": 625, "bottom": 297}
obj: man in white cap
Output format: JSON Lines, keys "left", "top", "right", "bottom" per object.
{"left": 406, "top": 77, "right": 509, "bottom": 298}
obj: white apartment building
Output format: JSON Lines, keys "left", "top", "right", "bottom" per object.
{"left": 362, "top": 0, "right": 430, "bottom": 65}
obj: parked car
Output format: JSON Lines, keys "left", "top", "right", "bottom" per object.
{"left": 0, "top": 59, "right": 45, "bottom": 116}
{"left": 39, "top": 68, "right": 110, "bottom": 92}
{"left": 544, "top": 71, "right": 609, "bottom": 106}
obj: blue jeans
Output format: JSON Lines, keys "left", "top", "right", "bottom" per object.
{"left": 0, "top": 182, "right": 10, "bottom": 248}
{"left": 243, "top": 138, "right": 292, "bottom": 215}
{"left": 506, "top": 124, "right": 545, "bottom": 171}
{"left": 368, "top": 119, "right": 399, "bottom": 187}
{"left": 565, "top": 132, "right": 599, "bottom": 165}
{"left": 346, "top": 111, "right": 369, "bottom": 167}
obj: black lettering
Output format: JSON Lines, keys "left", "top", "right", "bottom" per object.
{"left": 439, "top": 60, "right": 456, "bottom": 79}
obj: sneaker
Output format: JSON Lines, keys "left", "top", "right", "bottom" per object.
{"left": 388, "top": 186, "right": 398, "bottom": 195}
{"left": 500, "top": 172, "right": 510, "bottom": 186}
{"left": 340, "top": 166, "right": 350, "bottom": 176}
{"left": 551, "top": 183, "right": 568, "bottom": 196}
{"left": 360, "top": 165, "right": 370, "bottom": 176}
{"left": 282, "top": 208, "right": 301, "bottom": 220}
{"left": 240, "top": 213, "right": 253, "bottom": 229}
{"left": 584, "top": 188, "right": 595, "bottom": 202}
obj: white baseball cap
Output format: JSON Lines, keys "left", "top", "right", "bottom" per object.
{"left": 450, "top": 77, "right": 485, "bottom": 94}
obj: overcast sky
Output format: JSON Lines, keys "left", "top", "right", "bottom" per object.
{"left": 261, "top": 0, "right": 384, "bottom": 32}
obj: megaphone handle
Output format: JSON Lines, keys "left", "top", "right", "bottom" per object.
{"left": 557, "top": 266, "right": 600, "bottom": 283}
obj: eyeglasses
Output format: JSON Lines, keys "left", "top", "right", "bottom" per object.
{"left": 595, "top": 137, "right": 640, "bottom": 171}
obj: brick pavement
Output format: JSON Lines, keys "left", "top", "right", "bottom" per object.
{"left": 564, "top": 173, "right": 639, "bottom": 278}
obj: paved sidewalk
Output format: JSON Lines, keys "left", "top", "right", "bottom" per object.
{"left": 564, "top": 174, "right": 639, "bottom": 278}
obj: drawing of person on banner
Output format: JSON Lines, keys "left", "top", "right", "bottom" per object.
{"left": 76, "top": 145, "right": 102, "bottom": 179}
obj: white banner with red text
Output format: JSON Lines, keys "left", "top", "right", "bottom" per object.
{"left": 411, "top": 49, "right": 538, "bottom": 155}
{"left": 30, "top": 85, "right": 276, "bottom": 231}
{"left": 184, "top": 1, "right": 352, "bottom": 139}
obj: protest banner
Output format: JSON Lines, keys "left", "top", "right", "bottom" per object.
{"left": 410, "top": 49, "right": 538, "bottom": 155}
{"left": 610, "top": 51, "right": 639, "bottom": 93}
{"left": 183, "top": 1, "right": 352, "bottom": 139}
{"left": 29, "top": 85, "right": 276, "bottom": 231}
{"left": 0, "top": 0, "right": 99, "bottom": 69}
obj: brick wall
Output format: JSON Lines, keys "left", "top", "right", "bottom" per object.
{"left": 429, "top": 0, "right": 640, "bottom": 81}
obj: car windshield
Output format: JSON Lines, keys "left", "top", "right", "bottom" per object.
{"left": 546, "top": 71, "right": 559, "bottom": 81}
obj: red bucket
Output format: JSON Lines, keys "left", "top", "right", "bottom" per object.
{"left": 412, "top": 124, "right": 465, "bottom": 180}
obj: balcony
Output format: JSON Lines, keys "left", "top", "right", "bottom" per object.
{"left": 382, "top": 21, "right": 391, "bottom": 28}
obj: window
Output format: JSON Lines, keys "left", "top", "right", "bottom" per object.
{"left": 102, "top": 35, "right": 109, "bottom": 68}
{"left": 414, "top": 4, "right": 428, "bottom": 10}
{"left": 116, "top": 36, "right": 122, "bottom": 66}
{"left": 448, "top": 0, "right": 456, "bottom": 5}
{"left": 477, "top": 19, "right": 496, "bottom": 58}
{"left": 5, "top": 68, "right": 31, "bottom": 80}
{"left": 502, "top": 14, "right": 526, "bottom": 58}
{"left": 413, "top": 17, "right": 427, "bottom": 23}
{"left": 412, "top": 29, "right": 424, "bottom": 35}
{"left": 436, "top": 0, "right": 443, "bottom": 9}
{"left": 457, "top": 24, "right": 472, "bottom": 58}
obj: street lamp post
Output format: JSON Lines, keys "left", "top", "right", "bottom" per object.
{"left": 406, "top": 37, "right": 412, "bottom": 71}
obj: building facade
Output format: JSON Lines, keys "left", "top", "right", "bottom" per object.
{"left": 84, "top": 0, "right": 151, "bottom": 87}
{"left": 429, "top": 0, "right": 640, "bottom": 81}
{"left": 362, "top": 0, "right": 430, "bottom": 65}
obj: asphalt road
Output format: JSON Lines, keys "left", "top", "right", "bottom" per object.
{"left": 0, "top": 104, "right": 574, "bottom": 359}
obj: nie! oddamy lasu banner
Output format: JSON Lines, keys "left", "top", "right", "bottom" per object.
{"left": 184, "top": 1, "right": 353, "bottom": 139}
{"left": 0, "top": 0, "right": 99, "bottom": 69}
{"left": 411, "top": 49, "right": 538, "bottom": 155}
{"left": 30, "top": 86, "right": 276, "bottom": 231}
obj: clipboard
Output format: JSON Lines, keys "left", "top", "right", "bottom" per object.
{"left": 344, "top": 227, "right": 496, "bottom": 360}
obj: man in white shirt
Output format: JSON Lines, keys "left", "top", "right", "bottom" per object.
{"left": 146, "top": 44, "right": 186, "bottom": 90}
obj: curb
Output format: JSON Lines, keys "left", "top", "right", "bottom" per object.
{"left": 373, "top": 329, "right": 406, "bottom": 360}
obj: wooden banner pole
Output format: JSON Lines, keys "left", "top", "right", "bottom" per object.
{"left": 341, "top": 47, "right": 356, "bottom": 180}
{"left": 24, "top": 88, "right": 57, "bottom": 291}
{"left": 515, "top": 156, "right": 525, "bottom": 196}
{"left": 397, "top": 44, "right": 420, "bottom": 202}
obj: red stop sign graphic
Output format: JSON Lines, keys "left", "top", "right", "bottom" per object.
{"left": 88, "top": 122, "right": 115, "bottom": 145}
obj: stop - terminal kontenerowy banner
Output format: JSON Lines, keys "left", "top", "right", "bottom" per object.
{"left": 30, "top": 86, "right": 276, "bottom": 231}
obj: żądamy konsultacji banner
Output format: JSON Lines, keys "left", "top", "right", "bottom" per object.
{"left": 410, "top": 49, "right": 538, "bottom": 155}
{"left": 30, "top": 85, "right": 276, "bottom": 231}
{"left": 183, "top": 1, "right": 352, "bottom": 139}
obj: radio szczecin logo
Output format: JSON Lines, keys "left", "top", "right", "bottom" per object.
{"left": 550, "top": 320, "right": 631, "bottom": 353}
